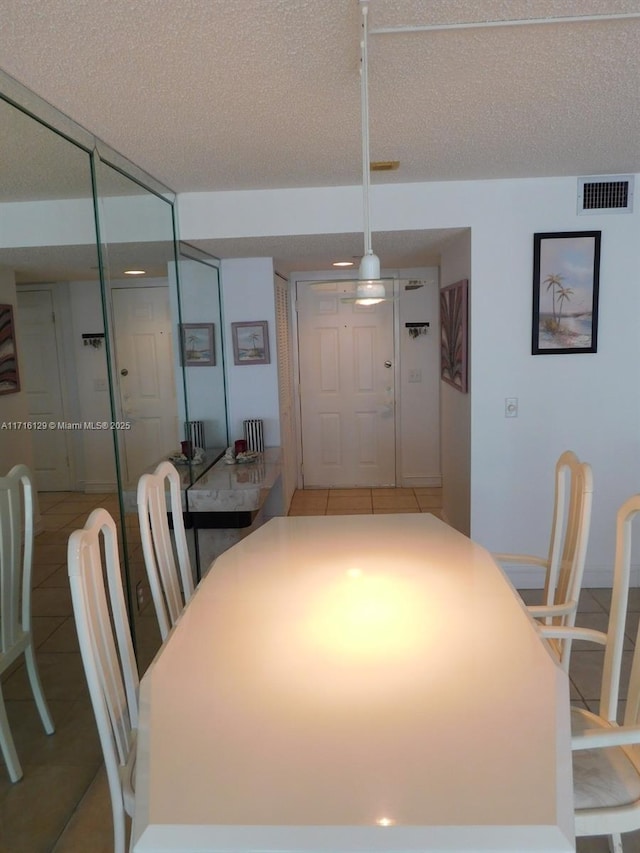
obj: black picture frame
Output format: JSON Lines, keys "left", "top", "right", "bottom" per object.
{"left": 532, "top": 231, "right": 601, "bottom": 355}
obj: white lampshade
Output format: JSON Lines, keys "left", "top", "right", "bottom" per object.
{"left": 358, "top": 251, "right": 381, "bottom": 281}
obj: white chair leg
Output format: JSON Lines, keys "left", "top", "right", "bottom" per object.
{"left": 24, "top": 644, "right": 55, "bottom": 734}
{"left": 0, "top": 684, "right": 23, "bottom": 782}
{"left": 608, "top": 832, "right": 624, "bottom": 853}
{"left": 111, "top": 793, "right": 126, "bottom": 853}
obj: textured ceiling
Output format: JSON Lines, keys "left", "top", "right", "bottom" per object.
{"left": 3, "top": 0, "right": 640, "bottom": 192}
{"left": 2, "top": 0, "right": 640, "bottom": 274}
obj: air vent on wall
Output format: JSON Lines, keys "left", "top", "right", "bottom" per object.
{"left": 577, "top": 175, "right": 634, "bottom": 214}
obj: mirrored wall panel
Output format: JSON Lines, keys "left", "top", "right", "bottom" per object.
{"left": 0, "top": 97, "right": 116, "bottom": 493}
{"left": 177, "top": 242, "right": 227, "bottom": 453}
{"left": 93, "top": 156, "right": 181, "bottom": 488}
{"left": 0, "top": 87, "right": 230, "bottom": 658}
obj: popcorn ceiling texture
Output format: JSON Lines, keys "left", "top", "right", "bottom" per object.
{"left": 1, "top": 0, "right": 640, "bottom": 194}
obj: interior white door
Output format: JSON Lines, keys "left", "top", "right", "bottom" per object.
{"left": 296, "top": 280, "right": 395, "bottom": 487}
{"left": 16, "top": 288, "right": 71, "bottom": 491}
{"left": 111, "top": 287, "right": 178, "bottom": 486}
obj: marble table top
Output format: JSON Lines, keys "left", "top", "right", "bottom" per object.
{"left": 122, "top": 447, "right": 281, "bottom": 514}
{"left": 186, "top": 447, "right": 281, "bottom": 512}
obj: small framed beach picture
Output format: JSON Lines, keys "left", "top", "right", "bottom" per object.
{"left": 231, "top": 321, "right": 270, "bottom": 365}
{"left": 0, "top": 304, "right": 20, "bottom": 395}
{"left": 532, "top": 231, "right": 601, "bottom": 354}
{"left": 181, "top": 323, "right": 215, "bottom": 366}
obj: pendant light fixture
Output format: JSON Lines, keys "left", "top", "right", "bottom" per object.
{"left": 355, "top": 2, "right": 386, "bottom": 305}
{"left": 309, "top": 3, "right": 391, "bottom": 304}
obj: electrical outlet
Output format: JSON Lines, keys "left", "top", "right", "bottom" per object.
{"left": 136, "top": 581, "right": 145, "bottom": 610}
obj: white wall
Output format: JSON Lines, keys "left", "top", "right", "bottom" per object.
{"left": 180, "top": 176, "right": 640, "bottom": 585}
{"left": 439, "top": 232, "right": 472, "bottom": 534}
{"left": 220, "top": 258, "right": 280, "bottom": 448}
{"left": 396, "top": 267, "right": 440, "bottom": 487}
{"left": 0, "top": 267, "right": 34, "bottom": 476}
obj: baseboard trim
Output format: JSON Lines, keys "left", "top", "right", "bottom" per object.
{"left": 82, "top": 482, "right": 117, "bottom": 494}
{"left": 400, "top": 475, "right": 442, "bottom": 487}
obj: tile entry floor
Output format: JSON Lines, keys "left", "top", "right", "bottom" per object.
{"left": 0, "top": 487, "right": 638, "bottom": 851}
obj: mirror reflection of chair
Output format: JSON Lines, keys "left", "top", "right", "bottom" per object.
{"left": 68, "top": 508, "right": 138, "bottom": 853}
{"left": 137, "top": 461, "right": 194, "bottom": 641}
{"left": 0, "top": 464, "right": 54, "bottom": 782}
{"left": 540, "top": 494, "right": 640, "bottom": 853}
{"left": 494, "top": 450, "right": 593, "bottom": 668}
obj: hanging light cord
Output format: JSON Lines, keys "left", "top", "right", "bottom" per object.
{"left": 360, "top": 3, "right": 372, "bottom": 259}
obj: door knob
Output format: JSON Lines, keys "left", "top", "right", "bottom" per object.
{"left": 120, "top": 368, "right": 128, "bottom": 376}
{"left": 384, "top": 360, "right": 392, "bottom": 368}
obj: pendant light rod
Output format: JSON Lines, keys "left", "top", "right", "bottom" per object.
{"left": 369, "top": 11, "right": 640, "bottom": 36}
{"left": 360, "top": 3, "right": 372, "bottom": 260}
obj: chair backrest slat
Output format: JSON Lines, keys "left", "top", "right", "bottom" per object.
{"left": 556, "top": 459, "right": 593, "bottom": 612}
{"left": 597, "top": 494, "right": 640, "bottom": 724}
{"left": 538, "top": 452, "right": 593, "bottom": 640}
{"left": 543, "top": 450, "right": 574, "bottom": 607}
{"left": 137, "top": 461, "right": 194, "bottom": 641}
{"left": 68, "top": 509, "right": 138, "bottom": 767}
{"left": 0, "top": 464, "right": 33, "bottom": 653}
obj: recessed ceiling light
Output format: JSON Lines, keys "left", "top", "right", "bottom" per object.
{"left": 333, "top": 261, "right": 354, "bottom": 268}
{"left": 124, "top": 269, "right": 146, "bottom": 276}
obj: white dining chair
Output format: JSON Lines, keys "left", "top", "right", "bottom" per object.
{"left": 68, "top": 508, "right": 138, "bottom": 853}
{"left": 0, "top": 463, "right": 54, "bottom": 782}
{"left": 137, "top": 460, "right": 194, "bottom": 641}
{"left": 494, "top": 449, "right": 593, "bottom": 668}
{"left": 540, "top": 493, "right": 640, "bottom": 853}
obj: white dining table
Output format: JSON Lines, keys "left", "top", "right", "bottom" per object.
{"left": 132, "top": 513, "right": 574, "bottom": 852}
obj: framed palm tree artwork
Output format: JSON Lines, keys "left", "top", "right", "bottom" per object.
{"left": 181, "top": 323, "right": 215, "bottom": 366}
{"left": 532, "top": 231, "right": 601, "bottom": 354}
{"left": 231, "top": 321, "right": 270, "bottom": 365}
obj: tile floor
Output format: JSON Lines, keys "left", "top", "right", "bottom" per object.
{"left": 287, "top": 486, "right": 444, "bottom": 516}
{"left": 1, "top": 487, "right": 639, "bottom": 851}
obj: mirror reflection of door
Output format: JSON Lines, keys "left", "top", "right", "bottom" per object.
{"left": 111, "top": 285, "right": 178, "bottom": 485}
{"left": 16, "top": 287, "right": 72, "bottom": 490}
{"left": 296, "top": 280, "right": 396, "bottom": 487}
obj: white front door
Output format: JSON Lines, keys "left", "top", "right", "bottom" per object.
{"left": 16, "top": 288, "right": 71, "bottom": 491}
{"left": 296, "top": 280, "right": 395, "bottom": 487}
{"left": 111, "top": 287, "right": 178, "bottom": 486}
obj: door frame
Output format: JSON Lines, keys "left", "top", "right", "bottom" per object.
{"left": 291, "top": 273, "right": 402, "bottom": 490}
